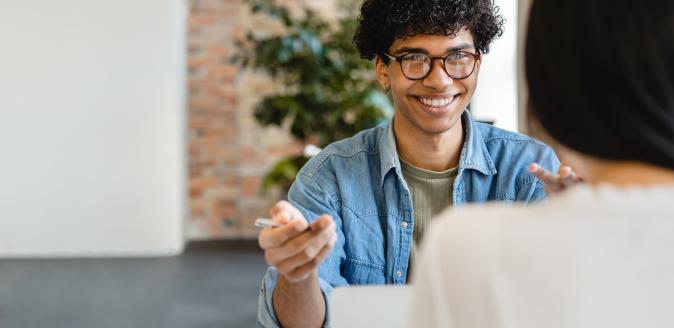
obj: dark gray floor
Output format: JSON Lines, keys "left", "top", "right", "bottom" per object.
{"left": 0, "top": 241, "right": 269, "bottom": 328}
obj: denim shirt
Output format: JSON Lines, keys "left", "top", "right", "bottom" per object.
{"left": 257, "top": 111, "right": 560, "bottom": 327}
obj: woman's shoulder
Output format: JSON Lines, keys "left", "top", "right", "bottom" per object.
{"left": 422, "top": 193, "right": 580, "bottom": 258}
{"left": 424, "top": 184, "right": 674, "bottom": 258}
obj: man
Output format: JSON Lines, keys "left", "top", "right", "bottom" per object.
{"left": 257, "top": 0, "right": 560, "bottom": 327}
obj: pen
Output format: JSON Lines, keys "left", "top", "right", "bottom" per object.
{"left": 254, "top": 217, "right": 282, "bottom": 229}
{"left": 254, "top": 217, "right": 313, "bottom": 231}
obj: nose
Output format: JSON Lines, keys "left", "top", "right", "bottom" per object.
{"left": 422, "top": 59, "right": 453, "bottom": 90}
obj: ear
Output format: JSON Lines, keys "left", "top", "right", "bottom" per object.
{"left": 375, "top": 56, "right": 391, "bottom": 91}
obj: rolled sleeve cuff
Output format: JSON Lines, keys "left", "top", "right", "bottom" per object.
{"left": 257, "top": 267, "right": 335, "bottom": 328}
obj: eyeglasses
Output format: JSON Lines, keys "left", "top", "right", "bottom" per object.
{"left": 383, "top": 51, "right": 481, "bottom": 80}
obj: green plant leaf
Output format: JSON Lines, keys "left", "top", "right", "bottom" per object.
{"left": 233, "top": 0, "right": 393, "bottom": 190}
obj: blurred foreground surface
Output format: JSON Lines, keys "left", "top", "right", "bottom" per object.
{"left": 0, "top": 241, "right": 267, "bottom": 328}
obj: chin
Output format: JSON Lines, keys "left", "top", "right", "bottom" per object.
{"left": 417, "top": 117, "right": 462, "bottom": 135}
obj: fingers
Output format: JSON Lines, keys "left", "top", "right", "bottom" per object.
{"left": 259, "top": 201, "right": 309, "bottom": 249}
{"left": 270, "top": 200, "right": 305, "bottom": 225}
{"left": 530, "top": 162, "right": 565, "bottom": 194}
{"left": 558, "top": 165, "right": 581, "bottom": 186}
{"left": 258, "top": 218, "right": 308, "bottom": 249}
{"left": 529, "top": 163, "right": 558, "bottom": 185}
{"left": 310, "top": 215, "right": 333, "bottom": 231}
{"left": 530, "top": 163, "right": 583, "bottom": 194}
{"left": 266, "top": 217, "right": 335, "bottom": 269}
{"left": 283, "top": 233, "right": 338, "bottom": 283}
{"left": 260, "top": 200, "right": 338, "bottom": 283}
{"left": 528, "top": 163, "right": 541, "bottom": 175}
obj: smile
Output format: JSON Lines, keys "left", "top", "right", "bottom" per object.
{"left": 417, "top": 96, "right": 455, "bottom": 108}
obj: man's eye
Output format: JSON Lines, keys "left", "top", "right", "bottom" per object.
{"left": 404, "top": 53, "right": 428, "bottom": 62}
{"left": 448, "top": 52, "right": 468, "bottom": 60}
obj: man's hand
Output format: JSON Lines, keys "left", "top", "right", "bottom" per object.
{"left": 529, "top": 163, "right": 583, "bottom": 194}
{"left": 258, "top": 201, "right": 337, "bottom": 283}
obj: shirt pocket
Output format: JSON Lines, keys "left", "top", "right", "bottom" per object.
{"left": 343, "top": 257, "right": 386, "bottom": 285}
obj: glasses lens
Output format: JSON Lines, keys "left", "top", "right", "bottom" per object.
{"left": 401, "top": 53, "right": 431, "bottom": 79}
{"left": 444, "top": 51, "right": 476, "bottom": 79}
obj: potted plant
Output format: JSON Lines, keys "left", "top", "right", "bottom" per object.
{"left": 232, "top": 0, "right": 392, "bottom": 192}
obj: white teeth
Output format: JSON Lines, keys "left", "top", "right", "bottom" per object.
{"left": 419, "top": 96, "right": 453, "bottom": 107}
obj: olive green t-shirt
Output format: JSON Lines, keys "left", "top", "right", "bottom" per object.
{"left": 400, "top": 157, "right": 458, "bottom": 280}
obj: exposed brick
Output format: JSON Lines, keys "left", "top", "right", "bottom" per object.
{"left": 268, "top": 143, "right": 305, "bottom": 157}
{"left": 189, "top": 14, "right": 217, "bottom": 25}
{"left": 189, "top": 177, "right": 218, "bottom": 197}
{"left": 239, "top": 201, "right": 274, "bottom": 236}
{"left": 214, "top": 200, "right": 237, "bottom": 219}
{"left": 187, "top": 0, "right": 304, "bottom": 240}
{"left": 239, "top": 146, "right": 259, "bottom": 165}
{"left": 241, "top": 176, "right": 262, "bottom": 198}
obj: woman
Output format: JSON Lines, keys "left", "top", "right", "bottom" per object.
{"left": 407, "top": 0, "right": 674, "bottom": 327}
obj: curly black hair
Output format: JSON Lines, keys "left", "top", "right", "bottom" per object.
{"left": 353, "top": 0, "right": 505, "bottom": 61}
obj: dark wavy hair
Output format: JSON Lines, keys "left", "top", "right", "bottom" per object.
{"left": 526, "top": 0, "right": 674, "bottom": 169}
{"left": 353, "top": 0, "right": 505, "bottom": 62}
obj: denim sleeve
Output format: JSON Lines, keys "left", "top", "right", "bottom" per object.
{"left": 516, "top": 180, "right": 547, "bottom": 203}
{"left": 538, "top": 145, "right": 561, "bottom": 175}
{"left": 256, "top": 169, "right": 348, "bottom": 328}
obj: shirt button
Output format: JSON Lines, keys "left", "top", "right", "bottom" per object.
{"left": 395, "top": 271, "right": 403, "bottom": 278}
{"left": 401, "top": 221, "right": 408, "bottom": 229}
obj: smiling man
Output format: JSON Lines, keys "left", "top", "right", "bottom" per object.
{"left": 257, "top": 1, "right": 560, "bottom": 327}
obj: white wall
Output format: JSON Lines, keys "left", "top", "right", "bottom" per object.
{"left": 470, "top": 0, "right": 519, "bottom": 132}
{"left": 518, "top": 0, "right": 534, "bottom": 132}
{"left": 0, "top": 0, "right": 187, "bottom": 257}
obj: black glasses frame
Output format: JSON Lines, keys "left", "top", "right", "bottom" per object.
{"left": 383, "top": 51, "right": 481, "bottom": 81}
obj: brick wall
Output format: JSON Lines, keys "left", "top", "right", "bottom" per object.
{"left": 187, "top": 0, "right": 305, "bottom": 239}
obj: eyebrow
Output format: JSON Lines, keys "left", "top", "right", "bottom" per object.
{"left": 392, "top": 43, "right": 475, "bottom": 55}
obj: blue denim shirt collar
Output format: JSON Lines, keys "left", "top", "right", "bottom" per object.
{"left": 379, "top": 110, "right": 497, "bottom": 187}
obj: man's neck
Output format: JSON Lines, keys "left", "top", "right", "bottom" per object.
{"left": 393, "top": 117, "right": 465, "bottom": 172}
